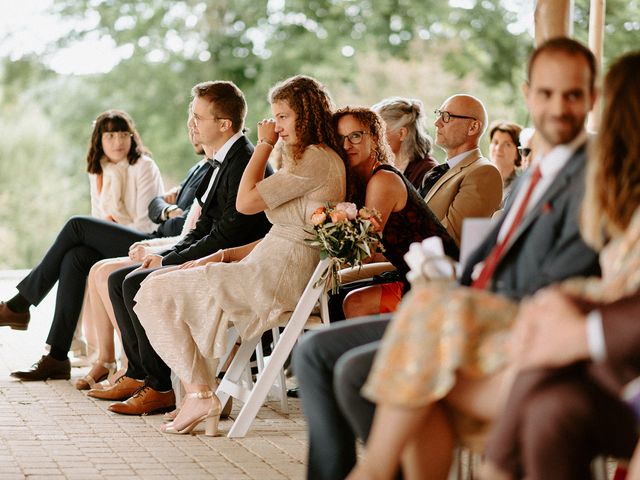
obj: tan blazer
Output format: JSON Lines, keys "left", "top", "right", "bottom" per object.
{"left": 424, "top": 148, "right": 502, "bottom": 245}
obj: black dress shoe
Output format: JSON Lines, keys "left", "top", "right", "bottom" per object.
{"left": 286, "top": 387, "right": 300, "bottom": 398}
{"left": 11, "top": 355, "right": 71, "bottom": 381}
{"left": 0, "top": 302, "right": 30, "bottom": 330}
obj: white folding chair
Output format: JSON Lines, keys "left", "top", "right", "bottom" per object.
{"left": 215, "top": 258, "right": 330, "bottom": 438}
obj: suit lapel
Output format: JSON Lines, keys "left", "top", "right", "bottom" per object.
{"left": 502, "top": 145, "right": 586, "bottom": 254}
{"left": 424, "top": 148, "right": 481, "bottom": 203}
{"left": 201, "top": 136, "right": 248, "bottom": 211}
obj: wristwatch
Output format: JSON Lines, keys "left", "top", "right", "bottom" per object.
{"left": 164, "top": 204, "right": 179, "bottom": 220}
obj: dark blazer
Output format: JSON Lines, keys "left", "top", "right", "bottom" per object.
{"left": 148, "top": 161, "right": 209, "bottom": 238}
{"left": 460, "top": 143, "right": 600, "bottom": 300}
{"left": 162, "top": 136, "right": 273, "bottom": 265}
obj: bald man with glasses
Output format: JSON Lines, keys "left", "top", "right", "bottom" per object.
{"left": 419, "top": 94, "right": 503, "bottom": 245}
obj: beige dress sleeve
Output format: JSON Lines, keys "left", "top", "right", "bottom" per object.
{"left": 256, "top": 144, "right": 336, "bottom": 210}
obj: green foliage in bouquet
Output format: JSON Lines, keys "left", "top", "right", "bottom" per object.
{"left": 306, "top": 202, "right": 384, "bottom": 294}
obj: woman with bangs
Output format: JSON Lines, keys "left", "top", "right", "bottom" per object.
{"left": 133, "top": 75, "right": 347, "bottom": 436}
{"left": 2, "top": 110, "right": 163, "bottom": 381}
{"left": 87, "top": 110, "right": 163, "bottom": 232}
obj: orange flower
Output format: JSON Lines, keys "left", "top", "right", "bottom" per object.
{"left": 330, "top": 210, "right": 349, "bottom": 223}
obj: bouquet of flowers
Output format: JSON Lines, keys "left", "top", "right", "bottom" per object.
{"left": 306, "top": 202, "right": 384, "bottom": 294}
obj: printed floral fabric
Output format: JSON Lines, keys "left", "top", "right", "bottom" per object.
{"left": 363, "top": 207, "right": 640, "bottom": 407}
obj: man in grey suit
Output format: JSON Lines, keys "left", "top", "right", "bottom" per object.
{"left": 293, "top": 36, "right": 601, "bottom": 480}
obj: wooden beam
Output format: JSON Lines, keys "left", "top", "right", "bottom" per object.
{"left": 588, "top": 0, "right": 606, "bottom": 131}
{"left": 534, "top": 0, "right": 574, "bottom": 45}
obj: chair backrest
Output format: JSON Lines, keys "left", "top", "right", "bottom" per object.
{"left": 215, "top": 258, "right": 331, "bottom": 437}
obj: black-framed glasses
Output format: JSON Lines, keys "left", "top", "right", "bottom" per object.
{"left": 433, "top": 109, "right": 477, "bottom": 124}
{"left": 518, "top": 146, "right": 532, "bottom": 157}
{"left": 339, "top": 131, "right": 369, "bottom": 145}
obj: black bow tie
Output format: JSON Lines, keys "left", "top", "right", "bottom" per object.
{"left": 207, "top": 158, "right": 222, "bottom": 169}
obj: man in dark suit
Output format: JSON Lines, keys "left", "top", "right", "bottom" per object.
{"left": 293, "top": 36, "right": 601, "bottom": 480}
{"left": 146, "top": 126, "right": 209, "bottom": 238}
{"left": 1, "top": 112, "right": 209, "bottom": 381}
{"left": 87, "top": 80, "right": 272, "bottom": 416}
{"left": 481, "top": 289, "right": 640, "bottom": 480}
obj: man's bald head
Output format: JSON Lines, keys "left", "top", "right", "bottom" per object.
{"left": 434, "top": 94, "right": 488, "bottom": 157}
{"left": 444, "top": 94, "right": 488, "bottom": 137}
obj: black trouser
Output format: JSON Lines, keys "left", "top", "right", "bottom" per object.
{"left": 108, "top": 265, "right": 173, "bottom": 391}
{"left": 17, "top": 216, "right": 149, "bottom": 354}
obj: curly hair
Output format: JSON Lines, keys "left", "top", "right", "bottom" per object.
{"left": 86, "top": 110, "right": 150, "bottom": 175}
{"left": 333, "top": 106, "right": 395, "bottom": 204}
{"left": 372, "top": 97, "right": 433, "bottom": 165}
{"left": 581, "top": 50, "right": 640, "bottom": 249}
{"left": 333, "top": 106, "right": 394, "bottom": 165}
{"left": 269, "top": 75, "right": 340, "bottom": 160}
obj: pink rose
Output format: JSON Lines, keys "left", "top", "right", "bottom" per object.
{"left": 335, "top": 202, "right": 358, "bottom": 220}
{"left": 330, "top": 210, "right": 348, "bottom": 223}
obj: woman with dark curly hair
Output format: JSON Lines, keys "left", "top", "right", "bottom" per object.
{"left": 332, "top": 107, "right": 458, "bottom": 319}
{"left": 134, "top": 75, "right": 347, "bottom": 436}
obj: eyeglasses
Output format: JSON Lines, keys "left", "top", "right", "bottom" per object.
{"left": 102, "top": 132, "right": 132, "bottom": 141}
{"left": 518, "top": 146, "right": 532, "bottom": 157}
{"left": 339, "top": 131, "right": 369, "bottom": 145}
{"left": 433, "top": 109, "right": 477, "bottom": 124}
{"left": 192, "top": 112, "right": 231, "bottom": 126}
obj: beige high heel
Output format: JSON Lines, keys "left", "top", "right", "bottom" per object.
{"left": 162, "top": 391, "right": 221, "bottom": 436}
{"left": 74, "top": 361, "right": 117, "bottom": 390}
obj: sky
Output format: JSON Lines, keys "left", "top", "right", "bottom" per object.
{"left": 0, "top": 0, "right": 123, "bottom": 74}
{"left": 0, "top": 0, "right": 534, "bottom": 76}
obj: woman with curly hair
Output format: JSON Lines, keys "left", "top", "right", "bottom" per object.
{"left": 133, "top": 75, "right": 347, "bottom": 436}
{"left": 332, "top": 107, "right": 458, "bottom": 319}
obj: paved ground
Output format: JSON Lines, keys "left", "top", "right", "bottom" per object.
{"left": 0, "top": 271, "right": 308, "bottom": 480}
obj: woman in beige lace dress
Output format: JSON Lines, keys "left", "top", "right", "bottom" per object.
{"left": 134, "top": 75, "right": 346, "bottom": 435}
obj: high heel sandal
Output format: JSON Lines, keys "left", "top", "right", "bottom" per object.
{"left": 74, "top": 361, "right": 117, "bottom": 390}
{"left": 163, "top": 396, "right": 232, "bottom": 422}
{"left": 162, "top": 391, "right": 221, "bottom": 436}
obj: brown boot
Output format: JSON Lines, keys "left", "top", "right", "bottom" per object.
{"left": 87, "top": 375, "right": 144, "bottom": 400}
{"left": 108, "top": 386, "right": 175, "bottom": 416}
{"left": 11, "top": 355, "right": 70, "bottom": 381}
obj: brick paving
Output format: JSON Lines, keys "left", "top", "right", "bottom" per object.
{"left": 0, "top": 271, "right": 308, "bottom": 479}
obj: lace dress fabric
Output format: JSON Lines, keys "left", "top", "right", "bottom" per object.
{"left": 134, "top": 144, "right": 346, "bottom": 384}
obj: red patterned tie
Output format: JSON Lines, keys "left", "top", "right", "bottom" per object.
{"left": 472, "top": 165, "right": 543, "bottom": 290}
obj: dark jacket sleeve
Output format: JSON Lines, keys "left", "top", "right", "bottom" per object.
{"left": 147, "top": 196, "right": 171, "bottom": 224}
{"left": 161, "top": 143, "right": 272, "bottom": 265}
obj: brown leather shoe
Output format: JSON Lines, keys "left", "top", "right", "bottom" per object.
{"left": 87, "top": 375, "right": 144, "bottom": 400}
{"left": 108, "top": 386, "right": 175, "bottom": 416}
{"left": 11, "top": 355, "right": 70, "bottom": 381}
{"left": 0, "top": 302, "right": 30, "bottom": 330}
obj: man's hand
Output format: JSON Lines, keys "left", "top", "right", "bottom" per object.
{"left": 179, "top": 250, "right": 225, "bottom": 270}
{"left": 129, "top": 243, "right": 151, "bottom": 262}
{"left": 510, "top": 288, "right": 590, "bottom": 369}
{"left": 167, "top": 207, "right": 184, "bottom": 219}
{"left": 140, "top": 254, "right": 163, "bottom": 270}
{"left": 163, "top": 186, "right": 180, "bottom": 204}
